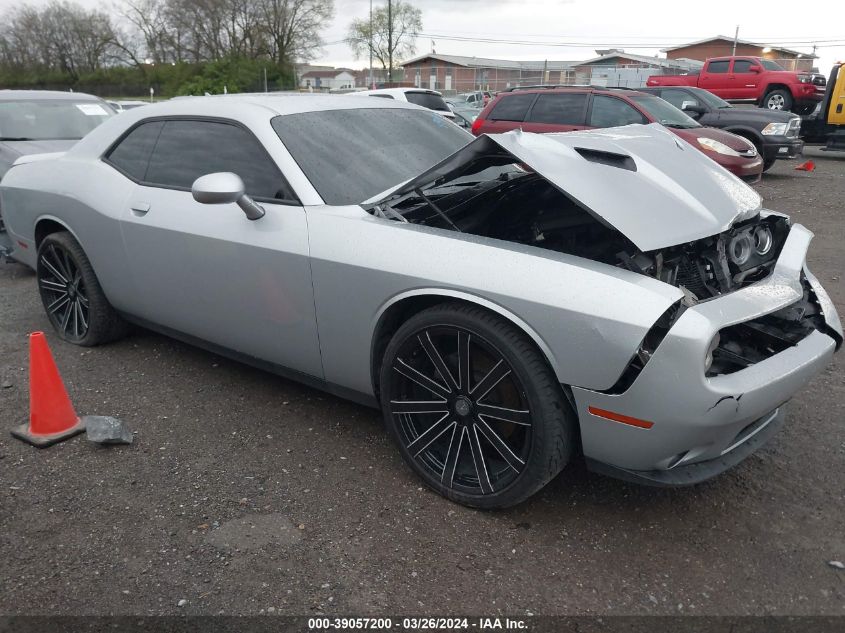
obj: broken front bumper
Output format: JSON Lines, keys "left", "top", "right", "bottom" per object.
{"left": 572, "top": 222, "right": 841, "bottom": 481}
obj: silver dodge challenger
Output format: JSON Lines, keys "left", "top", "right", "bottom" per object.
{"left": 0, "top": 95, "right": 840, "bottom": 508}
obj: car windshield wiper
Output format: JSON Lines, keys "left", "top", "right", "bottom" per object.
{"left": 0, "top": 137, "right": 36, "bottom": 141}
{"left": 423, "top": 180, "right": 485, "bottom": 194}
{"left": 663, "top": 123, "right": 698, "bottom": 129}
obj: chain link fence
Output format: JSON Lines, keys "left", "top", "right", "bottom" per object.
{"left": 397, "top": 57, "right": 818, "bottom": 95}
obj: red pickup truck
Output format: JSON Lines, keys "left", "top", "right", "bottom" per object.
{"left": 647, "top": 56, "right": 825, "bottom": 114}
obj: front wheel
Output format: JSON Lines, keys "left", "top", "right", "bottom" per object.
{"left": 763, "top": 157, "right": 777, "bottom": 172}
{"left": 36, "top": 231, "right": 127, "bottom": 346}
{"left": 763, "top": 89, "right": 793, "bottom": 111}
{"left": 379, "top": 303, "right": 575, "bottom": 509}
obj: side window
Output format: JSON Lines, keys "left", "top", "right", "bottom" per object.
{"left": 588, "top": 95, "right": 647, "bottom": 128}
{"left": 660, "top": 89, "right": 699, "bottom": 110}
{"left": 526, "top": 93, "right": 588, "bottom": 125}
{"left": 488, "top": 93, "right": 536, "bottom": 121}
{"left": 105, "top": 121, "right": 164, "bottom": 181}
{"left": 144, "top": 120, "right": 295, "bottom": 201}
{"left": 706, "top": 60, "right": 730, "bottom": 73}
{"left": 732, "top": 59, "right": 755, "bottom": 73}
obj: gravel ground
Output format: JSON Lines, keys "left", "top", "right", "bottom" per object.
{"left": 1, "top": 147, "right": 844, "bottom": 617}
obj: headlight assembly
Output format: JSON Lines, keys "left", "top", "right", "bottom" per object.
{"left": 697, "top": 137, "right": 741, "bottom": 157}
{"left": 761, "top": 122, "right": 789, "bottom": 136}
{"left": 753, "top": 225, "right": 774, "bottom": 256}
{"left": 728, "top": 232, "right": 753, "bottom": 266}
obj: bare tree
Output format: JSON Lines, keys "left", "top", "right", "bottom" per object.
{"left": 347, "top": 0, "right": 421, "bottom": 82}
{"left": 255, "top": 0, "right": 333, "bottom": 65}
{"left": 0, "top": 2, "right": 125, "bottom": 79}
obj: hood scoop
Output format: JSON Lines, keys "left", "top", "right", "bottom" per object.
{"left": 574, "top": 147, "right": 637, "bottom": 171}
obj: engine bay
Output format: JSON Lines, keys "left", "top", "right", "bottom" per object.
{"left": 374, "top": 164, "right": 837, "bottom": 378}
{"left": 380, "top": 168, "right": 790, "bottom": 303}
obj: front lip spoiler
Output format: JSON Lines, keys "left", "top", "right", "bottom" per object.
{"left": 585, "top": 407, "right": 785, "bottom": 487}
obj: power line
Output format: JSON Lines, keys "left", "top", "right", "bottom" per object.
{"left": 414, "top": 32, "right": 845, "bottom": 48}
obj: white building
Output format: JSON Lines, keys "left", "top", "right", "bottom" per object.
{"left": 299, "top": 69, "right": 356, "bottom": 91}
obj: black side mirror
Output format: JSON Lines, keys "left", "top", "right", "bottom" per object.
{"left": 681, "top": 102, "right": 706, "bottom": 117}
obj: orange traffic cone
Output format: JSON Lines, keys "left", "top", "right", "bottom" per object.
{"left": 794, "top": 160, "right": 815, "bottom": 172}
{"left": 10, "top": 332, "right": 86, "bottom": 447}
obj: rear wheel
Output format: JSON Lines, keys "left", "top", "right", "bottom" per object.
{"left": 36, "top": 231, "right": 127, "bottom": 346}
{"left": 379, "top": 303, "right": 575, "bottom": 509}
{"left": 763, "top": 89, "right": 792, "bottom": 111}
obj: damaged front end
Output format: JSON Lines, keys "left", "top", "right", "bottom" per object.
{"left": 368, "top": 126, "right": 840, "bottom": 382}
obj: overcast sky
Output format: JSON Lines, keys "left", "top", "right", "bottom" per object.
{"left": 316, "top": 0, "right": 844, "bottom": 76}
{"left": 2, "top": 0, "right": 842, "bottom": 76}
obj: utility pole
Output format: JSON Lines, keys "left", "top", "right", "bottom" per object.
{"left": 732, "top": 25, "right": 739, "bottom": 56}
{"left": 387, "top": 0, "right": 393, "bottom": 84}
{"left": 368, "top": 0, "right": 374, "bottom": 89}
{"left": 263, "top": 67, "right": 268, "bottom": 92}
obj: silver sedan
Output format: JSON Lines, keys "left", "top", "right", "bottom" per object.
{"left": 0, "top": 95, "right": 840, "bottom": 508}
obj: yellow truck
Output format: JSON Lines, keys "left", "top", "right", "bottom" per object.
{"left": 803, "top": 62, "right": 845, "bottom": 151}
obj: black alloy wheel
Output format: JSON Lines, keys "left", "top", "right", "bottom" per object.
{"left": 380, "top": 303, "right": 575, "bottom": 509}
{"left": 36, "top": 231, "right": 127, "bottom": 346}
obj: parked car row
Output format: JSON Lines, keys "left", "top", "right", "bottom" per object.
{"left": 471, "top": 86, "right": 765, "bottom": 181}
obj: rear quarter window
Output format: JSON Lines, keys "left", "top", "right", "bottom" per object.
{"left": 105, "top": 120, "right": 165, "bottom": 181}
{"left": 488, "top": 93, "right": 537, "bottom": 122}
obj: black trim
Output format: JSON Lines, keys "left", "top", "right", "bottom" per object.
{"left": 600, "top": 300, "right": 686, "bottom": 395}
{"left": 120, "top": 313, "right": 379, "bottom": 409}
{"left": 102, "top": 115, "right": 301, "bottom": 206}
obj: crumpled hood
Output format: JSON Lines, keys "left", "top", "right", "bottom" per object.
{"left": 372, "top": 123, "right": 762, "bottom": 252}
{"left": 0, "top": 139, "right": 77, "bottom": 179}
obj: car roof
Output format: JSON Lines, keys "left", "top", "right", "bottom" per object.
{"left": 356, "top": 87, "right": 444, "bottom": 97}
{"left": 0, "top": 90, "right": 104, "bottom": 102}
{"left": 498, "top": 86, "right": 651, "bottom": 98}
{"left": 67, "top": 93, "right": 430, "bottom": 160}
{"left": 145, "top": 92, "right": 425, "bottom": 116}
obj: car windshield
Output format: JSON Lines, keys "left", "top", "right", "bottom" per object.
{"left": 272, "top": 108, "right": 472, "bottom": 205}
{"left": 760, "top": 59, "right": 785, "bottom": 71}
{"left": 689, "top": 88, "right": 732, "bottom": 109}
{"left": 628, "top": 94, "right": 700, "bottom": 129}
{"left": 405, "top": 91, "right": 451, "bottom": 112}
{"left": 0, "top": 99, "right": 113, "bottom": 140}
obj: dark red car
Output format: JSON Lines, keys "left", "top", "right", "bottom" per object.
{"left": 472, "top": 86, "right": 764, "bottom": 182}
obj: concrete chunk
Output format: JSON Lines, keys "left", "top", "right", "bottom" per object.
{"left": 84, "top": 416, "right": 133, "bottom": 445}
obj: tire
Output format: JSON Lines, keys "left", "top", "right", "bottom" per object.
{"left": 36, "top": 231, "right": 128, "bottom": 346}
{"left": 763, "top": 157, "right": 777, "bottom": 172}
{"left": 762, "top": 89, "right": 792, "bottom": 111}
{"left": 379, "top": 302, "right": 575, "bottom": 509}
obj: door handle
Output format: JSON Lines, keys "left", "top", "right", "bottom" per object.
{"left": 130, "top": 202, "right": 151, "bottom": 216}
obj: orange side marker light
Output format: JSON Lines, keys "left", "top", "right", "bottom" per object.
{"left": 588, "top": 406, "right": 654, "bottom": 429}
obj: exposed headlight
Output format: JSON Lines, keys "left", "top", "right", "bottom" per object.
{"left": 761, "top": 122, "right": 789, "bottom": 136}
{"left": 705, "top": 333, "right": 721, "bottom": 372}
{"left": 728, "top": 232, "right": 753, "bottom": 266}
{"left": 753, "top": 225, "right": 773, "bottom": 255}
{"left": 797, "top": 75, "right": 811, "bottom": 83}
{"left": 697, "top": 137, "right": 741, "bottom": 156}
